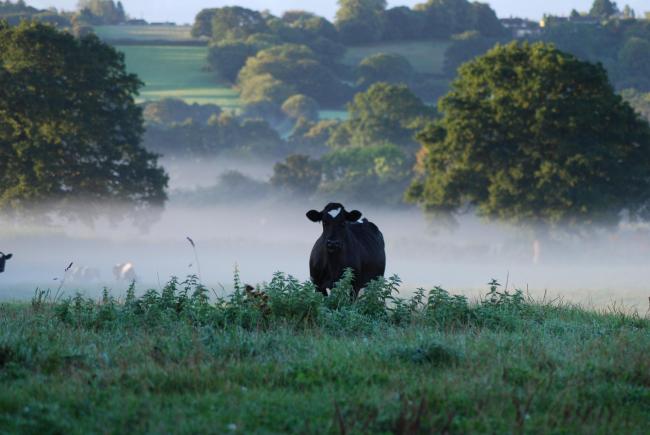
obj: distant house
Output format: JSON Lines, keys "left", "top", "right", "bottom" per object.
{"left": 125, "top": 19, "right": 147, "bottom": 25}
{"left": 500, "top": 18, "right": 542, "bottom": 38}
{"left": 540, "top": 15, "right": 601, "bottom": 28}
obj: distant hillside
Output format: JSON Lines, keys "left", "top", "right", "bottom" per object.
{"left": 93, "top": 24, "right": 203, "bottom": 45}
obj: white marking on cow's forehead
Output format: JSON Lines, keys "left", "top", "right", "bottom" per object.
{"left": 328, "top": 208, "right": 341, "bottom": 218}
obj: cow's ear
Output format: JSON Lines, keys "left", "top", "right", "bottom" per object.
{"left": 306, "top": 210, "right": 322, "bottom": 222}
{"left": 4, "top": 254, "right": 11, "bottom": 260}
{"left": 346, "top": 210, "right": 362, "bottom": 222}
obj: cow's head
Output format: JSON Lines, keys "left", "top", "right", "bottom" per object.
{"left": 307, "top": 203, "right": 362, "bottom": 253}
{"left": 0, "top": 252, "right": 13, "bottom": 273}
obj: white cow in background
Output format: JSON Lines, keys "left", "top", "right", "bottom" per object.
{"left": 113, "top": 262, "right": 137, "bottom": 282}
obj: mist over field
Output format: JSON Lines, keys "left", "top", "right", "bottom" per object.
{"left": 2, "top": 158, "right": 649, "bottom": 312}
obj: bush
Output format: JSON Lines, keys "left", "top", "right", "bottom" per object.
{"left": 281, "top": 94, "right": 320, "bottom": 121}
{"left": 142, "top": 113, "right": 287, "bottom": 158}
{"left": 319, "top": 143, "right": 413, "bottom": 205}
{"left": 42, "top": 270, "right": 648, "bottom": 336}
{"left": 142, "top": 98, "right": 221, "bottom": 125}
{"left": 356, "top": 53, "right": 415, "bottom": 89}
{"left": 208, "top": 40, "right": 258, "bottom": 83}
{"left": 238, "top": 44, "right": 350, "bottom": 107}
{"left": 271, "top": 154, "right": 322, "bottom": 195}
{"left": 239, "top": 73, "right": 296, "bottom": 106}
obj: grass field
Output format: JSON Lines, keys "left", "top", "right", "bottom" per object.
{"left": 1, "top": 273, "right": 648, "bottom": 433}
{"left": 94, "top": 25, "right": 194, "bottom": 42}
{"left": 343, "top": 40, "right": 451, "bottom": 74}
{"left": 116, "top": 45, "right": 241, "bottom": 109}
{"left": 113, "top": 39, "right": 449, "bottom": 117}
{"left": 318, "top": 110, "right": 349, "bottom": 121}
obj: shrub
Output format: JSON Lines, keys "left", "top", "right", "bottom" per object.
{"left": 40, "top": 270, "right": 647, "bottom": 339}
{"left": 281, "top": 94, "right": 320, "bottom": 121}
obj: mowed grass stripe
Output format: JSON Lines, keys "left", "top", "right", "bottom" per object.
{"left": 116, "top": 45, "right": 241, "bottom": 110}
{"left": 94, "top": 25, "right": 194, "bottom": 42}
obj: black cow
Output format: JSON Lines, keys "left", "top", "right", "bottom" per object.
{"left": 0, "top": 252, "right": 13, "bottom": 273}
{"left": 306, "top": 203, "right": 386, "bottom": 297}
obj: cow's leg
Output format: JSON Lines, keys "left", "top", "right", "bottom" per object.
{"left": 351, "top": 279, "right": 362, "bottom": 301}
{"left": 313, "top": 279, "right": 328, "bottom": 297}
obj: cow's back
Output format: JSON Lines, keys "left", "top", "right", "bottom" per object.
{"left": 348, "top": 219, "right": 386, "bottom": 279}
{"left": 348, "top": 219, "right": 384, "bottom": 251}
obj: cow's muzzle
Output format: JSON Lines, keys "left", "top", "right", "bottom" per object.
{"left": 326, "top": 239, "right": 342, "bottom": 253}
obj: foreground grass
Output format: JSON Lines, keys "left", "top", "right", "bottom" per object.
{"left": 1, "top": 272, "right": 648, "bottom": 433}
{"left": 117, "top": 45, "right": 241, "bottom": 109}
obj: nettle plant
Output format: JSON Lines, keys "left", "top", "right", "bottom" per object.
{"left": 45, "top": 268, "right": 569, "bottom": 333}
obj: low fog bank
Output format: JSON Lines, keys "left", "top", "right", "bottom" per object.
{"left": 2, "top": 198, "right": 650, "bottom": 311}
{"left": 161, "top": 157, "right": 274, "bottom": 190}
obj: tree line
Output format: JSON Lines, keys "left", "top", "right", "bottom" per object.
{"left": 3, "top": 19, "right": 650, "bottom": 236}
{"left": 0, "top": 0, "right": 128, "bottom": 28}
{"left": 193, "top": 0, "right": 506, "bottom": 45}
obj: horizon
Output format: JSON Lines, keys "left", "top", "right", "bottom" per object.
{"left": 25, "top": 0, "right": 650, "bottom": 25}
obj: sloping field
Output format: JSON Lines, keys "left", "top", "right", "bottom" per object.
{"left": 116, "top": 45, "right": 241, "bottom": 109}
{"left": 94, "top": 25, "right": 194, "bottom": 42}
{"left": 343, "top": 39, "right": 451, "bottom": 74}
{"left": 1, "top": 275, "right": 649, "bottom": 433}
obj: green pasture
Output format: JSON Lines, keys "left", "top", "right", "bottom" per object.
{"left": 0, "top": 272, "right": 648, "bottom": 433}
{"left": 343, "top": 39, "right": 451, "bottom": 74}
{"left": 318, "top": 110, "right": 349, "bottom": 121}
{"left": 94, "top": 25, "right": 194, "bottom": 42}
{"left": 116, "top": 45, "right": 241, "bottom": 109}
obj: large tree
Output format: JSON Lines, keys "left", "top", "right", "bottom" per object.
{"left": 271, "top": 154, "right": 322, "bottom": 195}
{"left": 0, "top": 22, "right": 168, "bottom": 221}
{"left": 330, "top": 83, "right": 434, "bottom": 149}
{"left": 408, "top": 42, "right": 650, "bottom": 232}
{"left": 77, "top": 0, "right": 126, "bottom": 25}
{"left": 415, "top": 0, "right": 504, "bottom": 39}
{"left": 207, "top": 40, "right": 258, "bottom": 83}
{"left": 210, "top": 6, "right": 268, "bottom": 42}
{"left": 335, "top": 0, "right": 386, "bottom": 44}
{"left": 617, "top": 37, "right": 650, "bottom": 91}
{"left": 238, "top": 44, "right": 349, "bottom": 107}
{"left": 192, "top": 8, "right": 217, "bottom": 38}
{"left": 589, "top": 0, "right": 619, "bottom": 18}
{"left": 356, "top": 53, "right": 414, "bottom": 89}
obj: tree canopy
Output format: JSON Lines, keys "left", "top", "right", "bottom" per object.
{"left": 77, "top": 0, "right": 126, "bottom": 25}
{"left": 271, "top": 154, "right": 322, "bottom": 195}
{"left": 281, "top": 94, "right": 320, "bottom": 121}
{"left": 617, "top": 37, "right": 650, "bottom": 91}
{"left": 210, "top": 6, "right": 268, "bottom": 42}
{"left": 356, "top": 53, "right": 414, "bottom": 89}
{"left": 330, "top": 83, "right": 433, "bottom": 149}
{"left": 335, "top": 0, "right": 387, "bottom": 44}
{"left": 321, "top": 143, "right": 412, "bottom": 205}
{"left": 238, "top": 44, "right": 349, "bottom": 107}
{"left": 414, "top": 0, "right": 505, "bottom": 38}
{"left": 408, "top": 42, "right": 650, "bottom": 231}
{"left": 589, "top": 0, "right": 619, "bottom": 18}
{"left": 0, "top": 22, "right": 167, "bottom": 220}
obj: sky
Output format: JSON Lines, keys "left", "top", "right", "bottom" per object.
{"left": 26, "top": 1, "right": 650, "bottom": 25}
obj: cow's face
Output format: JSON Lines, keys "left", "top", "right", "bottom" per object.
{"left": 307, "top": 203, "right": 362, "bottom": 253}
{"left": 0, "top": 253, "right": 13, "bottom": 273}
